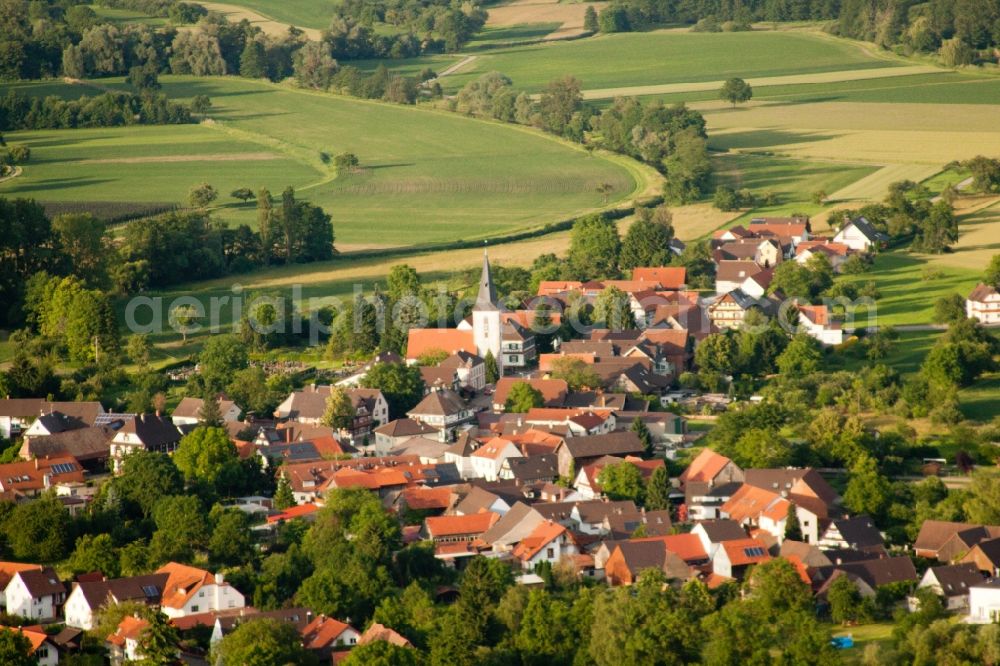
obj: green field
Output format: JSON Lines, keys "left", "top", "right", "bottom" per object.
{"left": 0, "top": 76, "right": 640, "bottom": 247}
{"left": 200, "top": 0, "right": 341, "bottom": 30}
{"left": 392, "top": 30, "right": 903, "bottom": 93}
{"left": 88, "top": 4, "right": 169, "bottom": 26}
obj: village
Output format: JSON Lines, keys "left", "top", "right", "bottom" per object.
{"left": 1, "top": 213, "right": 999, "bottom": 664}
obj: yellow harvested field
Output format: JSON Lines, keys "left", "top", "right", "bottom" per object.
{"left": 827, "top": 163, "right": 941, "bottom": 202}
{"left": 581, "top": 65, "right": 937, "bottom": 100}
{"left": 670, "top": 203, "right": 743, "bottom": 241}
{"left": 700, "top": 100, "right": 1000, "bottom": 165}
{"left": 487, "top": 0, "right": 607, "bottom": 39}
{"left": 921, "top": 199, "right": 1000, "bottom": 270}
{"left": 197, "top": 2, "right": 321, "bottom": 40}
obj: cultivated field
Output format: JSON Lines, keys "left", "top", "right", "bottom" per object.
{"left": 0, "top": 76, "right": 643, "bottom": 247}
{"left": 195, "top": 0, "right": 340, "bottom": 31}
{"left": 196, "top": 2, "right": 322, "bottom": 39}
{"left": 485, "top": 0, "right": 607, "bottom": 40}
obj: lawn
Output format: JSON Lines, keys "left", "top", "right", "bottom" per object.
{"left": 834, "top": 329, "right": 944, "bottom": 376}
{"left": 834, "top": 622, "right": 895, "bottom": 664}
{"left": 381, "top": 30, "right": 901, "bottom": 93}
{"left": 87, "top": 5, "right": 169, "bottom": 26}
{"left": 0, "top": 76, "right": 642, "bottom": 247}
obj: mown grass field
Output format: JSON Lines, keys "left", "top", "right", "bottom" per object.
{"left": 87, "top": 5, "right": 169, "bottom": 26}
{"left": 197, "top": 0, "right": 341, "bottom": 30}
{"left": 379, "top": 30, "right": 903, "bottom": 93}
{"left": 0, "top": 76, "right": 642, "bottom": 247}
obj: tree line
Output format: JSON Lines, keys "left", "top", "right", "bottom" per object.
{"left": 0, "top": 89, "right": 194, "bottom": 130}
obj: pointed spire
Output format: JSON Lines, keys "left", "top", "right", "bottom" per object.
{"left": 473, "top": 248, "right": 499, "bottom": 312}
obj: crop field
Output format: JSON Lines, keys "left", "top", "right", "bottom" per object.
{"left": 196, "top": 0, "right": 341, "bottom": 31}
{"left": 484, "top": 0, "right": 607, "bottom": 40}
{"left": 0, "top": 76, "right": 640, "bottom": 247}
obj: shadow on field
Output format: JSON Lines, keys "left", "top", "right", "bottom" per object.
{"left": 710, "top": 129, "right": 839, "bottom": 150}
{"left": 12, "top": 176, "right": 112, "bottom": 192}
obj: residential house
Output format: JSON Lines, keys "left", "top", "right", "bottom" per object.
{"left": 826, "top": 556, "right": 918, "bottom": 591}
{"left": 492, "top": 378, "right": 568, "bottom": 412}
{"left": 500, "top": 320, "right": 536, "bottom": 371}
{"left": 469, "top": 437, "right": 522, "bottom": 481}
{"left": 721, "top": 484, "right": 823, "bottom": 545}
{"left": 478, "top": 502, "right": 547, "bottom": 553}
{"left": 64, "top": 573, "right": 172, "bottom": 630}
{"left": 0, "top": 456, "right": 85, "bottom": 496}
{"left": 107, "top": 615, "right": 152, "bottom": 664}
{"left": 498, "top": 455, "right": 558, "bottom": 486}
{"left": 424, "top": 512, "right": 500, "bottom": 544}
{"left": 691, "top": 519, "right": 750, "bottom": 561}
{"left": 795, "top": 303, "right": 844, "bottom": 345}
{"left": 511, "top": 520, "right": 579, "bottom": 570}
{"left": 525, "top": 408, "right": 616, "bottom": 437}
{"left": 969, "top": 579, "right": 1000, "bottom": 623}
{"left": 967, "top": 283, "right": 1000, "bottom": 325}
{"left": 748, "top": 217, "right": 811, "bottom": 246}
{"left": 407, "top": 389, "right": 474, "bottom": 434}
{"left": 914, "top": 520, "right": 1000, "bottom": 562}
{"left": 439, "top": 351, "right": 486, "bottom": 391}
{"left": 707, "top": 288, "right": 762, "bottom": 330}
{"left": 715, "top": 260, "right": 763, "bottom": 294}
{"left": 358, "top": 622, "right": 412, "bottom": 648}
{"left": 832, "top": 217, "right": 886, "bottom": 252}
{"left": 631, "top": 266, "right": 687, "bottom": 290}
{"left": 18, "top": 426, "right": 114, "bottom": 472}
{"left": 679, "top": 450, "right": 745, "bottom": 520}
{"left": 554, "top": 431, "right": 644, "bottom": 477}
{"left": 156, "top": 563, "right": 245, "bottom": 619}
{"left": 605, "top": 538, "right": 699, "bottom": 586}
{"left": 0, "top": 400, "right": 104, "bottom": 439}
{"left": 818, "top": 516, "right": 885, "bottom": 553}
{"left": 301, "top": 615, "right": 360, "bottom": 660}
{"left": 171, "top": 396, "right": 242, "bottom": 425}
{"left": 795, "top": 241, "right": 850, "bottom": 272}
{"left": 917, "top": 563, "right": 983, "bottom": 611}
{"left": 109, "top": 413, "right": 184, "bottom": 473}
{"left": 405, "top": 329, "right": 477, "bottom": 362}
{"left": 372, "top": 418, "right": 439, "bottom": 455}
{"left": 209, "top": 607, "right": 313, "bottom": 646}
{"left": 2, "top": 625, "right": 59, "bottom": 666}
{"left": 6, "top": 567, "right": 66, "bottom": 620}
{"left": 711, "top": 538, "right": 771, "bottom": 579}
{"left": 962, "top": 537, "right": 1000, "bottom": 577}
{"left": 443, "top": 433, "right": 479, "bottom": 480}
{"left": 274, "top": 385, "right": 389, "bottom": 436}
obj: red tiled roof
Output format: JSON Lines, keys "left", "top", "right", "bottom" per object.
{"left": 722, "top": 538, "right": 772, "bottom": 566}
{"left": 266, "top": 503, "right": 320, "bottom": 523}
{"left": 425, "top": 511, "right": 500, "bottom": 538}
{"left": 679, "top": 449, "right": 734, "bottom": 485}
{"left": 107, "top": 616, "right": 148, "bottom": 647}
{"left": 302, "top": 615, "right": 355, "bottom": 650}
{"left": 632, "top": 533, "right": 707, "bottom": 562}
{"left": 400, "top": 487, "right": 453, "bottom": 511}
{"left": 493, "top": 378, "right": 568, "bottom": 408}
{"left": 405, "top": 329, "right": 475, "bottom": 360}
{"left": 631, "top": 267, "right": 687, "bottom": 290}
{"left": 721, "top": 484, "right": 782, "bottom": 523}
{"left": 512, "top": 520, "right": 569, "bottom": 562}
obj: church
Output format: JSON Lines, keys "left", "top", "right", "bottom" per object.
{"left": 404, "top": 251, "right": 536, "bottom": 374}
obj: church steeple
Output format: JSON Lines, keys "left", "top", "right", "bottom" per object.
{"left": 473, "top": 249, "right": 499, "bottom": 312}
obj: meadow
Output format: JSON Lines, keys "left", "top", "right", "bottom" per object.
{"left": 196, "top": 0, "right": 342, "bottom": 30}
{"left": 0, "top": 76, "right": 642, "bottom": 247}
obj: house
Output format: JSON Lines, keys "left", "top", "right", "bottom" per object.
{"left": 574, "top": 456, "right": 664, "bottom": 500}
{"left": 0, "top": 400, "right": 104, "bottom": 439}
{"left": 107, "top": 615, "right": 152, "bottom": 664}
{"left": 5, "top": 567, "right": 66, "bottom": 620}
{"left": 714, "top": 239, "right": 783, "bottom": 268}
{"left": 19, "top": 426, "right": 114, "bottom": 472}
{"left": 711, "top": 538, "right": 771, "bottom": 579}
{"left": 525, "top": 408, "right": 616, "bottom": 437}
{"left": 962, "top": 537, "right": 1000, "bottom": 576}
{"left": 498, "top": 455, "right": 558, "bottom": 486}
{"left": 721, "top": 484, "right": 823, "bottom": 545}
{"left": 501, "top": 320, "right": 536, "bottom": 371}
{"left": 209, "top": 607, "right": 313, "bottom": 645}
{"left": 794, "top": 302, "right": 843, "bottom": 345}
{"left": 680, "top": 449, "right": 744, "bottom": 490}
{"left": 492, "top": 378, "right": 568, "bottom": 412}
{"left": 274, "top": 386, "right": 389, "bottom": 436}
{"left": 707, "top": 289, "right": 763, "bottom": 330}
{"left": 914, "top": 520, "right": 1000, "bottom": 562}
{"left": 358, "top": 622, "right": 412, "bottom": 648}
{"left": 171, "top": 396, "right": 242, "bottom": 425}
{"left": 605, "top": 538, "right": 698, "bottom": 586}
{"left": 691, "top": 519, "right": 750, "bottom": 560}
{"left": 469, "top": 437, "right": 522, "bottom": 481}
{"left": 795, "top": 241, "right": 850, "bottom": 272}
{"left": 64, "top": 572, "right": 172, "bottom": 630}
{"left": 0, "top": 456, "right": 86, "bottom": 496}
{"left": 830, "top": 556, "right": 918, "bottom": 590}
{"left": 109, "top": 413, "right": 184, "bottom": 473}
{"left": 833, "top": 216, "right": 887, "bottom": 252}
{"left": 748, "top": 217, "right": 811, "bottom": 246}
{"left": 715, "top": 260, "right": 763, "bottom": 294}
{"left": 969, "top": 579, "right": 1000, "bottom": 623}
{"left": 0, "top": 562, "right": 43, "bottom": 608}
{"left": 511, "top": 520, "right": 579, "bottom": 570}
{"left": 156, "top": 563, "right": 245, "bottom": 619}
{"left": 301, "top": 615, "right": 360, "bottom": 659}
{"left": 739, "top": 268, "right": 777, "bottom": 299}
{"left": 407, "top": 389, "right": 474, "bottom": 433}
{"left": 917, "top": 563, "right": 983, "bottom": 610}
{"left": 424, "top": 512, "right": 500, "bottom": 544}
{"left": 631, "top": 266, "right": 687, "bottom": 290}
{"left": 405, "top": 329, "right": 477, "bottom": 362}
{"left": 443, "top": 433, "right": 480, "bottom": 480}
{"left": 372, "top": 418, "right": 439, "bottom": 455}
{"left": 818, "top": 516, "right": 884, "bottom": 552}
{"left": 440, "top": 351, "right": 486, "bottom": 391}
{"left": 2, "top": 625, "right": 59, "bottom": 666}
{"left": 478, "top": 502, "right": 547, "bottom": 553}
{"left": 554, "top": 431, "right": 645, "bottom": 477}
{"left": 967, "top": 283, "right": 1000, "bottom": 325}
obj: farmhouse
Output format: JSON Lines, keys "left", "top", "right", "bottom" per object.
{"left": 967, "top": 283, "right": 1000, "bottom": 325}
{"left": 833, "top": 217, "right": 887, "bottom": 251}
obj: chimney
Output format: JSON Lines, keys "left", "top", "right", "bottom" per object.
{"left": 215, "top": 572, "right": 224, "bottom": 585}
{"left": 34, "top": 458, "right": 39, "bottom": 470}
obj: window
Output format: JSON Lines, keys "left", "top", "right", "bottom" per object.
{"left": 547, "top": 548, "right": 554, "bottom": 558}
{"left": 191, "top": 605, "right": 199, "bottom": 612}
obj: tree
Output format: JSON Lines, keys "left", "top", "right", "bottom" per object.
{"left": 484, "top": 350, "right": 500, "bottom": 384}
{"left": 620, "top": 207, "right": 674, "bottom": 270}
{"left": 719, "top": 77, "right": 753, "bottom": 107}
{"left": 360, "top": 362, "right": 425, "bottom": 419}
{"left": 630, "top": 416, "right": 653, "bottom": 456}
{"left": 188, "top": 182, "right": 218, "bottom": 208}
{"left": 549, "top": 356, "right": 601, "bottom": 391}
{"left": 3, "top": 491, "right": 71, "bottom": 561}
{"left": 239, "top": 38, "right": 268, "bottom": 78}
{"left": 776, "top": 334, "right": 822, "bottom": 378}
{"left": 593, "top": 286, "right": 634, "bottom": 331}
{"left": 0, "top": 630, "right": 34, "bottom": 666}
{"left": 52, "top": 213, "right": 108, "bottom": 287}
{"left": 127, "top": 334, "right": 152, "bottom": 367}
{"left": 69, "top": 533, "right": 119, "bottom": 577}
{"left": 784, "top": 502, "right": 803, "bottom": 542}
{"left": 933, "top": 293, "right": 967, "bottom": 324}
{"left": 986, "top": 254, "right": 1000, "bottom": 286}
{"left": 198, "top": 395, "right": 223, "bottom": 427}
{"left": 135, "top": 610, "right": 181, "bottom": 664}
{"left": 843, "top": 454, "right": 891, "bottom": 519}
{"left": 174, "top": 426, "right": 239, "bottom": 487}
{"left": 827, "top": 575, "right": 863, "bottom": 625}
{"left": 645, "top": 466, "right": 671, "bottom": 511}
{"left": 274, "top": 475, "right": 296, "bottom": 510}
{"left": 341, "top": 641, "right": 420, "bottom": 666}
{"left": 538, "top": 75, "right": 582, "bottom": 135}
{"left": 209, "top": 508, "right": 254, "bottom": 567}
{"left": 335, "top": 152, "right": 360, "bottom": 172}
{"left": 199, "top": 334, "right": 249, "bottom": 390}
{"left": 964, "top": 468, "right": 1000, "bottom": 525}
{"left": 597, "top": 461, "right": 645, "bottom": 504}
{"left": 939, "top": 37, "right": 974, "bottom": 66}
{"left": 116, "top": 451, "right": 184, "bottom": 518}
{"left": 584, "top": 5, "right": 599, "bottom": 32}
{"left": 214, "top": 618, "right": 318, "bottom": 666}
{"left": 568, "top": 214, "right": 620, "bottom": 279}
{"left": 321, "top": 387, "right": 355, "bottom": 431}
{"left": 505, "top": 381, "right": 545, "bottom": 413}
{"left": 151, "top": 495, "right": 208, "bottom": 563}
{"left": 294, "top": 41, "right": 339, "bottom": 90}
{"left": 387, "top": 264, "right": 421, "bottom": 301}
{"left": 169, "top": 304, "right": 199, "bottom": 344}
{"left": 231, "top": 188, "right": 255, "bottom": 203}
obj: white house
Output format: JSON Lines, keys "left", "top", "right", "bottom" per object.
{"left": 156, "top": 563, "right": 245, "bottom": 619}
{"left": 967, "top": 283, "right": 1000, "bottom": 325}
{"left": 917, "top": 563, "right": 983, "bottom": 611}
{"left": 794, "top": 303, "right": 844, "bottom": 346}
{"left": 4, "top": 626, "right": 58, "bottom": 666}
{"left": 64, "top": 572, "right": 175, "bottom": 630}
{"left": 407, "top": 389, "right": 474, "bottom": 433}
{"left": 833, "top": 217, "right": 886, "bottom": 252}
{"left": 969, "top": 579, "right": 1000, "bottom": 623}
{"left": 512, "top": 521, "right": 579, "bottom": 570}
{"left": 469, "top": 438, "right": 522, "bottom": 481}
{"left": 5, "top": 568, "right": 66, "bottom": 621}
{"left": 170, "top": 397, "right": 242, "bottom": 426}
{"left": 440, "top": 351, "right": 486, "bottom": 391}
{"left": 108, "top": 615, "right": 157, "bottom": 663}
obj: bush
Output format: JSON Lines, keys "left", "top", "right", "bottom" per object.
{"left": 692, "top": 16, "right": 721, "bottom": 32}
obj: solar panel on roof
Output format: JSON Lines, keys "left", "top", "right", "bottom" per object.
{"left": 743, "top": 547, "right": 766, "bottom": 557}
{"left": 51, "top": 463, "right": 76, "bottom": 474}
{"left": 142, "top": 585, "right": 159, "bottom": 597}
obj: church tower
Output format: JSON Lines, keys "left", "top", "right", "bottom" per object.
{"left": 472, "top": 250, "right": 502, "bottom": 371}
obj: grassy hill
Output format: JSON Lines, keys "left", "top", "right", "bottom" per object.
{"left": 0, "top": 76, "right": 643, "bottom": 248}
